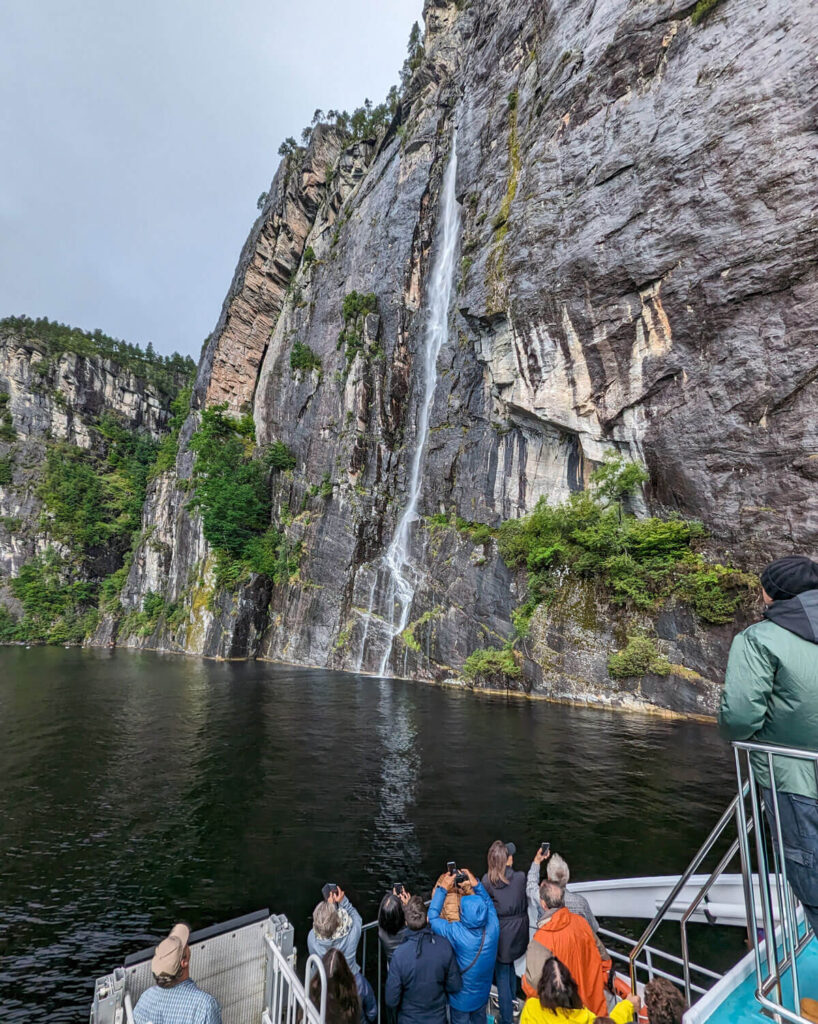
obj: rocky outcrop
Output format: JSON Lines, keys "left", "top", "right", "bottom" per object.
{"left": 96, "top": 0, "right": 818, "bottom": 716}
{"left": 0, "top": 327, "right": 176, "bottom": 584}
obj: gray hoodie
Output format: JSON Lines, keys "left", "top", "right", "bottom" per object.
{"left": 307, "top": 897, "right": 363, "bottom": 975}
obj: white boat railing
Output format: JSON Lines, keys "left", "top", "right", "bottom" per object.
{"left": 89, "top": 911, "right": 326, "bottom": 1024}
{"left": 263, "top": 932, "right": 326, "bottom": 1024}
{"left": 734, "top": 739, "right": 818, "bottom": 1024}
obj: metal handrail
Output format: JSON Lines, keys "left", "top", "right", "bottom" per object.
{"left": 733, "top": 739, "right": 818, "bottom": 1024}
{"left": 600, "top": 927, "right": 717, "bottom": 997}
{"left": 263, "top": 934, "right": 326, "bottom": 1024}
{"left": 678, "top": 829, "right": 749, "bottom": 1001}
{"left": 628, "top": 784, "right": 748, "bottom": 995}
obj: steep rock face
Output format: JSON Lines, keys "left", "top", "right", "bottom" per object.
{"left": 103, "top": 0, "right": 818, "bottom": 715}
{"left": 0, "top": 329, "right": 173, "bottom": 582}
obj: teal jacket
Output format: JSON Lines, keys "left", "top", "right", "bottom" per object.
{"left": 719, "top": 590, "right": 818, "bottom": 798}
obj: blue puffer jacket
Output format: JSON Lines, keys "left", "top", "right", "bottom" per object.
{"left": 428, "top": 882, "right": 499, "bottom": 1011}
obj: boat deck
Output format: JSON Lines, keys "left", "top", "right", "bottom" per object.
{"left": 695, "top": 935, "right": 818, "bottom": 1024}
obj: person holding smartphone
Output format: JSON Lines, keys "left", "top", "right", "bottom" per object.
{"left": 481, "top": 841, "right": 527, "bottom": 1024}
{"left": 379, "top": 887, "right": 408, "bottom": 966}
{"left": 428, "top": 866, "right": 500, "bottom": 1024}
{"left": 308, "top": 884, "right": 376, "bottom": 1023}
{"left": 526, "top": 844, "right": 552, "bottom": 928}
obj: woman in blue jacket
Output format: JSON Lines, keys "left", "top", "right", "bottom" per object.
{"left": 428, "top": 867, "right": 500, "bottom": 1024}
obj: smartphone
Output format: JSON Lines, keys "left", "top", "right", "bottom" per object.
{"left": 322, "top": 882, "right": 339, "bottom": 901}
{"left": 393, "top": 883, "right": 404, "bottom": 895}
{"left": 447, "top": 860, "right": 457, "bottom": 874}
{"left": 540, "top": 842, "right": 550, "bottom": 856}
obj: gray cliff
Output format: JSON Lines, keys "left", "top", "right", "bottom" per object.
{"left": 93, "top": 0, "right": 818, "bottom": 715}
{"left": 0, "top": 325, "right": 178, "bottom": 600}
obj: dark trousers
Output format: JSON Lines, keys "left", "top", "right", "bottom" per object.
{"left": 493, "top": 962, "right": 516, "bottom": 1024}
{"left": 450, "top": 1008, "right": 488, "bottom": 1024}
{"left": 763, "top": 788, "right": 818, "bottom": 936}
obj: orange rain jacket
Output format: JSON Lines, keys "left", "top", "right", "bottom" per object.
{"left": 521, "top": 907, "right": 606, "bottom": 1017}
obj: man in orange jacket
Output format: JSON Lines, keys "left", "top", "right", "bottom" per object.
{"left": 522, "top": 881, "right": 606, "bottom": 1017}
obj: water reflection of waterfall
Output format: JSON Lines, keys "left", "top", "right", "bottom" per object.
{"left": 356, "top": 132, "right": 461, "bottom": 675}
{"left": 371, "top": 680, "right": 421, "bottom": 884}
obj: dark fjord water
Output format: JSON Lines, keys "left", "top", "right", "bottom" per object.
{"left": 0, "top": 647, "right": 737, "bottom": 1021}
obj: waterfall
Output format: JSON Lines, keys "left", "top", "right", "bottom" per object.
{"left": 357, "top": 133, "right": 460, "bottom": 676}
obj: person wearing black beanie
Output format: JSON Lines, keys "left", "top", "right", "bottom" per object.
{"left": 719, "top": 554, "right": 818, "bottom": 938}
{"left": 760, "top": 556, "right": 818, "bottom": 604}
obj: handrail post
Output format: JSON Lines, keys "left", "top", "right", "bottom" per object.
{"left": 766, "top": 752, "right": 802, "bottom": 1012}
{"left": 629, "top": 788, "right": 745, "bottom": 994}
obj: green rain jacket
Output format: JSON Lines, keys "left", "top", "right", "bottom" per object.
{"left": 719, "top": 589, "right": 818, "bottom": 799}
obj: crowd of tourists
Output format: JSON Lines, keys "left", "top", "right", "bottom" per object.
{"left": 131, "top": 842, "right": 686, "bottom": 1024}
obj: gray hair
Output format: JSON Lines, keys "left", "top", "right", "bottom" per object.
{"left": 546, "top": 853, "right": 570, "bottom": 887}
{"left": 312, "top": 901, "right": 339, "bottom": 939}
{"left": 539, "top": 880, "right": 565, "bottom": 910}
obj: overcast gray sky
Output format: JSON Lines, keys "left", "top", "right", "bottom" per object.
{"left": 0, "top": 1, "right": 423, "bottom": 357}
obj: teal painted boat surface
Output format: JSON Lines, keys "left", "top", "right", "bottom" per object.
{"left": 686, "top": 934, "right": 818, "bottom": 1023}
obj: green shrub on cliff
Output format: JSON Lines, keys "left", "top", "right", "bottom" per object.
{"left": 290, "top": 340, "right": 322, "bottom": 374}
{"left": 151, "top": 385, "right": 192, "bottom": 477}
{"left": 119, "top": 590, "right": 166, "bottom": 638}
{"left": 190, "top": 405, "right": 270, "bottom": 555}
{"left": 462, "top": 646, "right": 522, "bottom": 684}
{"left": 38, "top": 418, "right": 159, "bottom": 553}
{"left": 0, "top": 454, "right": 12, "bottom": 486}
{"left": 497, "top": 454, "right": 755, "bottom": 628}
{"left": 0, "top": 392, "right": 15, "bottom": 441}
{"left": 6, "top": 548, "right": 98, "bottom": 643}
{"left": 691, "top": 0, "right": 724, "bottom": 25}
{"left": 189, "top": 404, "right": 299, "bottom": 588}
{"left": 608, "top": 633, "right": 671, "bottom": 679}
{"left": 338, "top": 291, "right": 379, "bottom": 369}
{"left": 266, "top": 440, "right": 297, "bottom": 471}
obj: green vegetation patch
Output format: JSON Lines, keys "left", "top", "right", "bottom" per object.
{"left": 459, "top": 454, "right": 756, "bottom": 685}
{"left": 3, "top": 548, "right": 99, "bottom": 644}
{"left": 151, "top": 385, "right": 192, "bottom": 477}
{"left": 401, "top": 606, "right": 443, "bottom": 653}
{"left": 189, "top": 404, "right": 300, "bottom": 588}
{"left": 428, "top": 513, "right": 494, "bottom": 546}
{"left": 497, "top": 454, "right": 755, "bottom": 633}
{"left": 0, "top": 453, "right": 13, "bottom": 486}
{"left": 0, "top": 392, "right": 15, "bottom": 441}
{"left": 290, "top": 340, "right": 322, "bottom": 375}
{"left": 691, "top": 0, "right": 725, "bottom": 25}
{"left": 462, "top": 646, "right": 522, "bottom": 684}
{"left": 120, "top": 590, "right": 166, "bottom": 638}
{"left": 337, "top": 291, "right": 379, "bottom": 369}
{"left": 608, "top": 633, "right": 671, "bottom": 679}
{"left": 38, "top": 414, "right": 160, "bottom": 553}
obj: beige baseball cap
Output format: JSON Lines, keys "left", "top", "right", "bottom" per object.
{"left": 151, "top": 923, "right": 190, "bottom": 977}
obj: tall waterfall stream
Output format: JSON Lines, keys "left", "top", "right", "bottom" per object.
{"left": 357, "top": 134, "right": 461, "bottom": 675}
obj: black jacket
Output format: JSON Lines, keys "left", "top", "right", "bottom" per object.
{"left": 379, "top": 925, "right": 409, "bottom": 963}
{"left": 385, "top": 927, "right": 462, "bottom": 1024}
{"left": 481, "top": 867, "right": 528, "bottom": 963}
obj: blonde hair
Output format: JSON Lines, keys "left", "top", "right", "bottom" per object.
{"left": 487, "top": 840, "right": 509, "bottom": 886}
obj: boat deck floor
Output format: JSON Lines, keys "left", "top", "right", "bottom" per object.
{"left": 704, "top": 936, "right": 818, "bottom": 1023}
